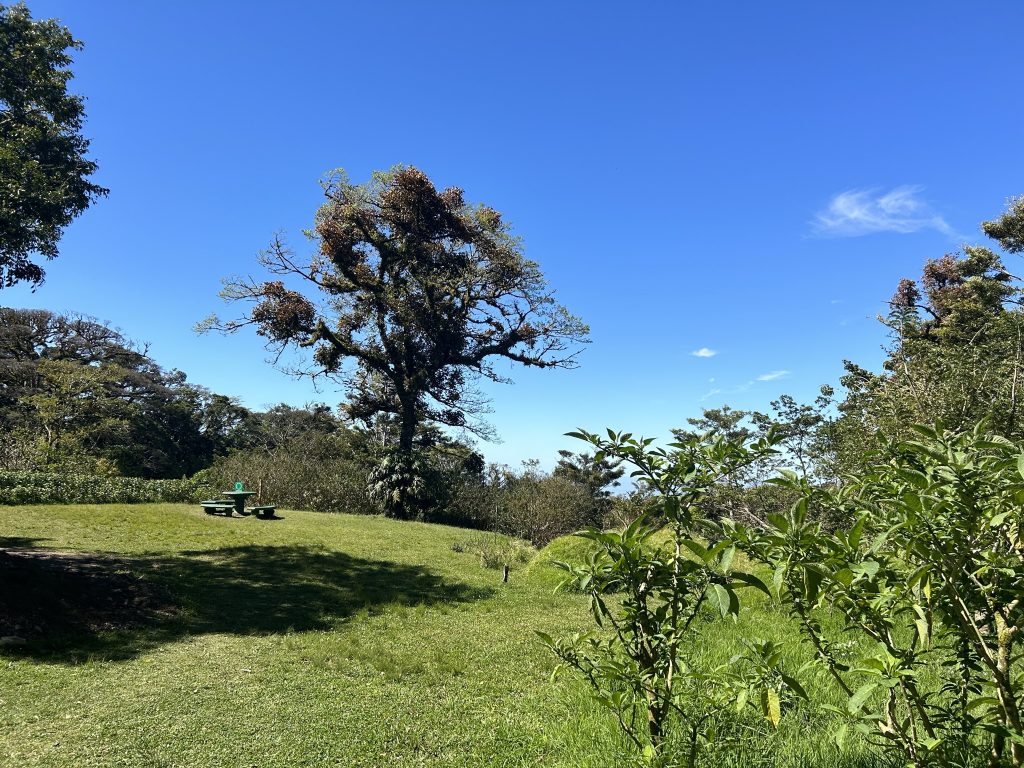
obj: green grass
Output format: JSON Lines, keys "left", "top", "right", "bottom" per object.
{"left": 1, "top": 506, "right": 883, "bottom": 767}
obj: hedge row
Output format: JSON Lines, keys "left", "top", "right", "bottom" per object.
{"left": 0, "top": 471, "right": 210, "bottom": 505}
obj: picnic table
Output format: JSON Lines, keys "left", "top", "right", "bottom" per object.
{"left": 222, "top": 489, "right": 255, "bottom": 516}
{"left": 200, "top": 484, "right": 276, "bottom": 518}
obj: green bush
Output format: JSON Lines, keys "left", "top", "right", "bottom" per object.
{"left": 495, "top": 468, "right": 595, "bottom": 546}
{"left": 0, "top": 471, "right": 209, "bottom": 505}
{"left": 736, "top": 422, "right": 1024, "bottom": 768}
{"left": 202, "top": 432, "right": 375, "bottom": 514}
{"left": 450, "top": 533, "right": 534, "bottom": 570}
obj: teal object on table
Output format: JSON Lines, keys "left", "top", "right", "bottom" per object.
{"left": 234, "top": 482, "right": 244, "bottom": 491}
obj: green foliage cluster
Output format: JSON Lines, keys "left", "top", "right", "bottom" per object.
{"left": 0, "top": 2, "right": 107, "bottom": 288}
{"left": 733, "top": 423, "right": 1024, "bottom": 768}
{"left": 204, "top": 417, "right": 376, "bottom": 513}
{"left": 0, "top": 308, "right": 248, "bottom": 479}
{"left": 544, "top": 422, "right": 1024, "bottom": 768}
{"left": 451, "top": 532, "right": 534, "bottom": 570}
{"left": 489, "top": 459, "right": 600, "bottom": 546}
{"left": 0, "top": 470, "right": 206, "bottom": 505}
{"left": 824, "top": 197, "right": 1024, "bottom": 480}
{"left": 541, "top": 427, "right": 795, "bottom": 767}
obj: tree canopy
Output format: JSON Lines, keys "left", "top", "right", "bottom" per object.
{"left": 812, "top": 196, "right": 1024, "bottom": 478}
{"left": 0, "top": 308, "right": 241, "bottom": 477}
{"left": 204, "top": 166, "right": 589, "bottom": 518}
{"left": 0, "top": 2, "right": 106, "bottom": 288}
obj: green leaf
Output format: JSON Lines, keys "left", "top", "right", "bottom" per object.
{"left": 966, "top": 696, "right": 1001, "bottom": 712}
{"left": 803, "top": 565, "right": 823, "bottom": 602}
{"left": 640, "top": 743, "right": 658, "bottom": 765}
{"left": 848, "top": 683, "right": 878, "bottom": 714}
{"left": 718, "top": 545, "right": 736, "bottom": 573}
{"left": 761, "top": 687, "right": 782, "bottom": 727}
{"left": 847, "top": 515, "right": 866, "bottom": 550}
{"left": 681, "top": 539, "right": 709, "bottom": 561}
{"left": 731, "top": 571, "right": 771, "bottom": 596}
{"left": 780, "top": 673, "right": 808, "bottom": 701}
{"left": 735, "top": 688, "right": 749, "bottom": 713}
{"left": 834, "top": 723, "right": 848, "bottom": 747}
{"left": 710, "top": 583, "right": 733, "bottom": 617}
{"left": 772, "top": 564, "right": 786, "bottom": 599}
{"left": 851, "top": 560, "right": 880, "bottom": 581}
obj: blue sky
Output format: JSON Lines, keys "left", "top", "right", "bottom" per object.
{"left": 6, "top": 2, "right": 1024, "bottom": 468}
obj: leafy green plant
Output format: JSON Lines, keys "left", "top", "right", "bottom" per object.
{"left": 733, "top": 423, "right": 1024, "bottom": 767}
{"left": 0, "top": 471, "right": 208, "bottom": 505}
{"left": 451, "top": 533, "right": 534, "bottom": 570}
{"left": 539, "top": 428, "right": 799, "bottom": 767}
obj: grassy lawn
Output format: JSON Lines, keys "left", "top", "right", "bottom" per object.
{"left": 1, "top": 505, "right": 880, "bottom": 768}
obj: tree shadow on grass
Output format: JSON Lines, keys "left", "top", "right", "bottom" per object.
{"left": 0, "top": 536, "right": 53, "bottom": 548}
{"left": 0, "top": 544, "right": 492, "bottom": 663}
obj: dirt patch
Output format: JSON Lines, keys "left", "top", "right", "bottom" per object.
{"left": 0, "top": 548, "right": 178, "bottom": 644}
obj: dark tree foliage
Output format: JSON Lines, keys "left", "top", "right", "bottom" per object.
{"left": 0, "top": 3, "right": 107, "bottom": 288}
{"left": 983, "top": 195, "right": 1024, "bottom": 254}
{"left": 826, "top": 196, "right": 1024, "bottom": 477}
{"left": 204, "top": 166, "right": 588, "bottom": 519}
{"left": 889, "top": 246, "right": 1015, "bottom": 343}
{"left": 229, "top": 402, "right": 340, "bottom": 453}
{"left": 553, "top": 449, "right": 623, "bottom": 525}
{"left": 0, "top": 308, "right": 241, "bottom": 477}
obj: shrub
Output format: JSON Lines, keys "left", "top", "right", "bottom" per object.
{"left": 734, "top": 423, "right": 1024, "bottom": 768}
{"left": 203, "top": 432, "right": 375, "bottom": 514}
{"left": 451, "top": 533, "right": 534, "bottom": 570}
{"left": 540, "top": 427, "right": 793, "bottom": 768}
{"left": 496, "top": 467, "right": 595, "bottom": 546}
{"left": 0, "top": 471, "right": 208, "bottom": 505}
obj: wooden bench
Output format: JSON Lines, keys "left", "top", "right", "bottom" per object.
{"left": 249, "top": 505, "right": 277, "bottom": 520}
{"left": 200, "top": 499, "right": 234, "bottom": 516}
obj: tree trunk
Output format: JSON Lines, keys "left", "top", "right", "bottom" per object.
{"left": 393, "top": 395, "right": 418, "bottom": 520}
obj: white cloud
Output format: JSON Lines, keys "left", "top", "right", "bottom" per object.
{"left": 812, "top": 186, "right": 956, "bottom": 238}
{"left": 691, "top": 347, "right": 717, "bottom": 358}
{"left": 756, "top": 370, "right": 790, "bottom": 382}
{"left": 700, "top": 387, "right": 722, "bottom": 401}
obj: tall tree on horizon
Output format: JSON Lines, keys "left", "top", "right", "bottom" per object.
{"left": 203, "top": 166, "right": 589, "bottom": 519}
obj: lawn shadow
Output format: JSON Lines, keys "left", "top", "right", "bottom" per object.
{"left": 0, "top": 543, "right": 492, "bottom": 663}
{"left": 0, "top": 536, "right": 53, "bottom": 548}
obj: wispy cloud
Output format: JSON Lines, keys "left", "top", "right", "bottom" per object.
{"left": 812, "top": 186, "right": 956, "bottom": 239}
{"left": 700, "top": 387, "right": 722, "bottom": 401}
{"left": 691, "top": 347, "right": 717, "bottom": 358}
{"left": 756, "top": 370, "right": 790, "bottom": 382}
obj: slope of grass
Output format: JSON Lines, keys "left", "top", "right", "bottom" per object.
{"left": 1, "top": 505, "right": 882, "bottom": 768}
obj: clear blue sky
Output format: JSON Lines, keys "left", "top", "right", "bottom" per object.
{"left": 6, "top": 1, "right": 1023, "bottom": 468}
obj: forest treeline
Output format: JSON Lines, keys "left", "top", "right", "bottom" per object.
{"left": 2, "top": 196, "right": 1023, "bottom": 544}
{"left": 0, "top": 306, "right": 618, "bottom": 541}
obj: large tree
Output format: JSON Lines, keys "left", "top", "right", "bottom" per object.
{"left": 825, "top": 196, "right": 1024, "bottom": 477}
{"left": 0, "top": 2, "right": 107, "bottom": 288}
{"left": 204, "top": 166, "right": 588, "bottom": 518}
